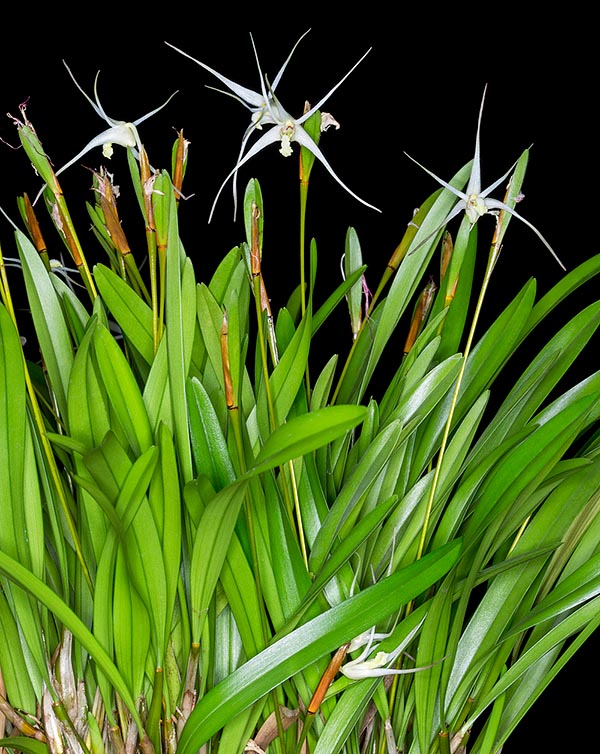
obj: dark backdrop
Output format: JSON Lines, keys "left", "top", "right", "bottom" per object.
{"left": 1, "top": 18, "right": 597, "bottom": 753}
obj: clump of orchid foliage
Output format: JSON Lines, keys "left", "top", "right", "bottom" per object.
{"left": 1, "top": 30, "right": 600, "bottom": 754}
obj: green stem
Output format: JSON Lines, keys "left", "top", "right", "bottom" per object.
{"left": 299, "top": 179, "right": 309, "bottom": 319}
{"left": 415, "top": 233, "right": 501, "bottom": 562}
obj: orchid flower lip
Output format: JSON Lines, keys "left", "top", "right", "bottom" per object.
{"left": 404, "top": 84, "right": 565, "bottom": 271}
{"left": 165, "top": 31, "right": 380, "bottom": 221}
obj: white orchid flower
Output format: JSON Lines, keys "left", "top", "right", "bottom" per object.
{"left": 404, "top": 85, "right": 565, "bottom": 270}
{"left": 34, "top": 62, "right": 178, "bottom": 202}
{"left": 165, "top": 31, "right": 380, "bottom": 221}
{"left": 341, "top": 621, "right": 441, "bottom": 680}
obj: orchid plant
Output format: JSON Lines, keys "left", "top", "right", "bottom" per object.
{"left": 165, "top": 30, "right": 380, "bottom": 221}
{"left": 1, "top": 31, "right": 600, "bottom": 754}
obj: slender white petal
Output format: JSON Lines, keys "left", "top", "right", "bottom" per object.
{"left": 292, "top": 126, "right": 381, "bottom": 212}
{"left": 478, "top": 159, "right": 520, "bottom": 199}
{"left": 466, "top": 84, "right": 487, "bottom": 196}
{"left": 270, "top": 28, "right": 312, "bottom": 91}
{"left": 404, "top": 152, "right": 469, "bottom": 203}
{"left": 132, "top": 90, "right": 179, "bottom": 126}
{"left": 208, "top": 127, "right": 282, "bottom": 222}
{"left": 483, "top": 199, "right": 566, "bottom": 270}
{"left": 56, "top": 124, "right": 139, "bottom": 177}
{"left": 297, "top": 48, "right": 373, "bottom": 125}
{"left": 63, "top": 61, "right": 177, "bottom": 130}
{"left": 164, "top": 41, "right": 265, "bottom": 108}
{"left": 63, "top": 61, "right": 106, "bottom": 121}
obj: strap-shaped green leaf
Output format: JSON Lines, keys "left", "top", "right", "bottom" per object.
{"left": 252, "top": 404, "right": 367, "bottom": 476}
{"left": 94, "top": 263, "right": 154, "bottom": 364}
{"left": 177, "top": 539, "right": 461, "bottom": 754}
{"left": 0, "top": 548, "right": 143, "bottom": 733}
{"left": 93, "top": 323, "right": 153, "bottom": 456}
{"left": 16, "top": 229, "right": 73, "bottom": 420}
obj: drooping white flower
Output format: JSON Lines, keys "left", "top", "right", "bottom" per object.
{"left": 341, "top": 621, "right": 440, "bottom": 680}
{"left": 165, "top": 31, "right": 380, "bottom": 221}
{"left": 404, "top": 85, "right": 565, "bottom": 270}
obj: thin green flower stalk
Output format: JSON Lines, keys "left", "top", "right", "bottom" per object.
{"left": 250, "top": 200, "right": 278, "bottom": 435}
{"left": 133, "top": 135, "right": 189, "bottom": 354}
{"left": 412, "top": 110, "right": 560, "bottom": 563}
{"left": 140, "top": 145, "right": 163, "bottom": 352}
{"left": 298, "top": 108, "right": 323, "bottom": 319}
{"left": 0, "top": 240, "right": 18, "bottom": 323}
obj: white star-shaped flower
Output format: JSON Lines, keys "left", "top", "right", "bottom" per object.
{"left": 34, "top": 61, "right": 178, "bottom": 203}
{"left": 165, "top": 30, "right": 380, "bottom": 221}
{"left": 405, "top": 85, "right": 565, "bottom": 270}
{"left": 341, "top": 622, "right": 441, "bottom": 680}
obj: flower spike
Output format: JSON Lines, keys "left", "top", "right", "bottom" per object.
{"left": 166, "top": 31, "right": 380, "bottom": 221}
{"left": 405, "top": 85, "right": 565, "bottom": 270}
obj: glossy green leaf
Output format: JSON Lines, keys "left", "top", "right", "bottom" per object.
{"left": 16, "top": 228, "right": 73, "bottom": 420}
{"left": 251, "top": 405, "right": 367, "bottom": 476}
{"left": 92, "top": 323, "right": 153, "bottom": 456}
{"left": 94, "top": 263, "right": 154, "bottom": 364}
{"left": 189, "top": 479, "right": 249, "bottom": 641}
{"left": 0, "top": 737, "right": 49, "bottom": 754}
{"left": 0, "top": 548, "right": 143, "bottom": 733}
{"left": 177, "top": 539, "right": 461, "bottom": 753}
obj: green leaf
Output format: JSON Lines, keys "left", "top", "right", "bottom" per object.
{"left": 187, "top": 377, "right": 236, "bottom": 489}
{"left": 16, "top": 228, "right": 73, "bottom": 419}
{"left": 0, "top": 549, "right": 144, "bottom": 733}
{"left": 93, "top": 323, "right": 153, "bottom": 456}
{"left": 189, "top": 479, "right": 249, "bottom": 641}
{"left": 251, "top": 405, "right": 367, "bottom": 476}
{"left": 0, "top": 305, "right": 27, "bottom": 558}
{"left": 94, "top": 263, "right": 154, "bottom": 364}
{"left": 164, "top": 180, "right": 196, "bottom": 482}
{"left": 177, "top": 539, "right": 462, "bottom": 753}
{"left": 0, "top": 737, "right": 49, "bottom": 754}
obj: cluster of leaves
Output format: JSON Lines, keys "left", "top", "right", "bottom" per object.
{"left": 1, "top": 41, "right": 600, "bottom": 754}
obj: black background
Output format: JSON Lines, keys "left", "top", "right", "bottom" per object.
{"left": 1, "top": 17, "right": 597, "bottom": 753}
